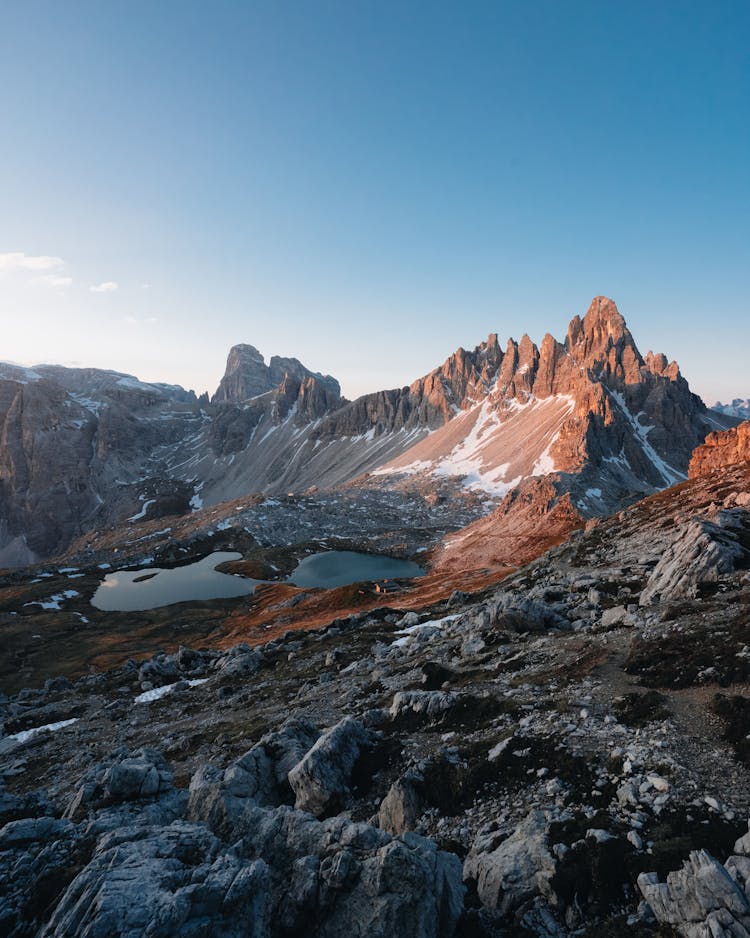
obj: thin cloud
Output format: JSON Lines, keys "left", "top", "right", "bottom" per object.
{"left": 122, "top": 315, "right": 159, "bottom": 326}
{"left": 39, "top": 274, "right": 73, "bottom": 287}
{"left": 0, "top": 252, "right": 65, "bottom": 272}
{"left": 90, "top": 281, "right": 118, "bottom": 293}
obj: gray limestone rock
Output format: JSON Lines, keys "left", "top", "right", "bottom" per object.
{"left": 189, "top": 717, "right": 320, "bottom": 831}
{"left": 638, "top": 849, "right": 750, "bottom": 937}
{"left": 640, "top": 511, "right": 748, "bottom": 605}
{"left": 378, "top": 771, "right": 425, "bottom": 836}
{"left": 0, "top": 814, "right": 86, "bottom": 937}
{"left": 390, "top": 691, "right": 459, "bottom": 722}
{"left": 39, "top": 821, "right": 271, "bottom": 938}
{"left": 288, "top": 717, "right": 373, "bottom": 817}
{"left": 463, "top": 809, "right": 557, "bottom": 914}
{"left": 208, "top": 803, "right": 465, "bottom": 938}
{"left": 138, "top": 655, "right": 180, "bottom": 687}
{"left": 64, "top": 748, "right": 173, "bottom": 819}
{"left": 215, "top": 645, "right": 264, "bottom": 677}
{"left": 491, "top": 593, "right": 571, "bottom": 632}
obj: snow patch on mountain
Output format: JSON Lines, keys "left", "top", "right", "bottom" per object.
{"left": 375, "top": 394, "right": 575, "bottom": 496}
{"left": 608, "top": 390, "right": 685, "bottom": 486}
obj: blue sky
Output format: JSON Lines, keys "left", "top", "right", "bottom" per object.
{"left": 1, "top": 0, "right": 748, "bottom": 403}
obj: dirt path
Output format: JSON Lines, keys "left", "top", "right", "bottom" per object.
{"left": 587, "top": 629, "right": 750, "bottom": 814}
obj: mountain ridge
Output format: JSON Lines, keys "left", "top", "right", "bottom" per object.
{"left": 0, "top": 297, "right": 738, "bottom": 563}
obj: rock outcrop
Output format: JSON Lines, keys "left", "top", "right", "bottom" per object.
{"left": 689, "top": 421, "right": 750, "bottom": 478}
{"left": 640, "top": 509, "right": 750, "bottom": 604}
{"left": 212, "top": 344, "right": 341, "bottom": 407}
{"left": 464, "top": 809, "right": 556, "bottom": 914}
{"left": 638, "top": 843, "right": 750, "bottom": 937}
{"left": 287, "top": 716, "right": 374, "bottom": 817}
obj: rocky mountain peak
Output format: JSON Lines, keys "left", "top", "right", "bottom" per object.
{"left": 582, "top": 294, "right": 627, "bottom": 336}
{"left": 570, "top": 296, "right": 643, "bottom": 382}
{"left": 212, "top": 344, "right": 341, "bottom": 406}
{"left": 645, "top": 350, "right": 681, "bottom": 381}
{"left": 713, "top": 398, "right": 750, "bottom": 420}
{"left": 224, "top": 344, "right": 265, "bottom": 369}
{"left": 212, "top": 345, "right": 270, "bottom": 403}
{"left": 0, "top": 296, "right": 737, "bottom": 565}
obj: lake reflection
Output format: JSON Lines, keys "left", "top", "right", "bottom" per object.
{"left": 91, "top": 551, "right": 259, "bottom": 611}
{"left": 92, "top": 549, "right": 425, "bottom": 612}
{"left": 288, "top": 550, "right": 424, "bottom": 589}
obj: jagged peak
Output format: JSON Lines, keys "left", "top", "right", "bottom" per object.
{"left": 564, "top": 296, "right": 644, "bottom": 379}
{"left": 518, "top": 333, "right": 538, "bottom": 358}
{"left": 214, "top": 344, "right": 340, "bottom": 404}
{"left": 225, "top": 343, "right": 265, "bottom": 365}
{"left": 582, "top": 295, "right": 626, "bottom": 336}
{"left": 485, "top": 332, "right": 499, "bottom": 350}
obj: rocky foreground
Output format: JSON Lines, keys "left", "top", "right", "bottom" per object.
{"left": 1, "top": 444, "right": 749, "bottom": 936}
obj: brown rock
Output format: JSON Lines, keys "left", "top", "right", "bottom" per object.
{"left": 689, "top": 421, "right": 750, "bottom": 478}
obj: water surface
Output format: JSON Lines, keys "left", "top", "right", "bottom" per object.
{"left": 91, "top": 551, "right": 259, "bottom": 611}
{"left": 92, "top": 549, "right": 424, "bottom": 612}
{"left": 288, "top": 550, "right": 424, "bottom": 589}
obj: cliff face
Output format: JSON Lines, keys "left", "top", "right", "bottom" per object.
{"left": 212, "top": 344, "right": 341, "bottom": 413}
{"left": 0, "top": 367, "right": 204, "bottom": 562}
{"left": 207, "top": 345, "right": 344, "bottom": 456}
{"left": 211, "top": 345, "right": 270, "bottom": 402}
{"left": 689, "top": 421, "right": 750, "bottom": 478}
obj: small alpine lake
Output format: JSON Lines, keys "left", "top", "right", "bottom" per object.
{"left": 91, "top": 551, "right": 259, "bottom": 612}
{"left": 287, "top": 550, "right": 424, "bottom": 590}
{"left": 90, "top": 549, "right": 424, "bottom": 611}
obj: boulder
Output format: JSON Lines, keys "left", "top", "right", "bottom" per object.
{"left": 640, "top": 511, "right": 748, "bottom": 605}
{"left": 215, "top": 644, "right": 264, "bottom": 677}
{"left": 138, "top": 655, "right": 179, "bottom": 688}
{"left": 189, "top": 717, "right": 320, "bottom": 831}
{"left": 390, "top": 691, "right": 459, "bottom": 722}
{"left": 64, "top": 748, "right": 173, "bottom": 819}
{"left": 464, "top": 809, "right": 556, "bottom": 914}
{"left": 379, "top": 771, "right": 425, "bottom": 836}
{"left": 288, "top": 717, "right": 373, "bottom": 817}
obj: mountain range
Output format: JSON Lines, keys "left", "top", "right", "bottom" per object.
{"left": 713, "top": 398, "right": 750, "bottom": 420}
{"left": 0, "top": 296, "right": 739, "bottom": 565}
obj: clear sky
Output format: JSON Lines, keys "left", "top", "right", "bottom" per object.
{"left": 1, "top": 0, "right": 748, "bottom": 404}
